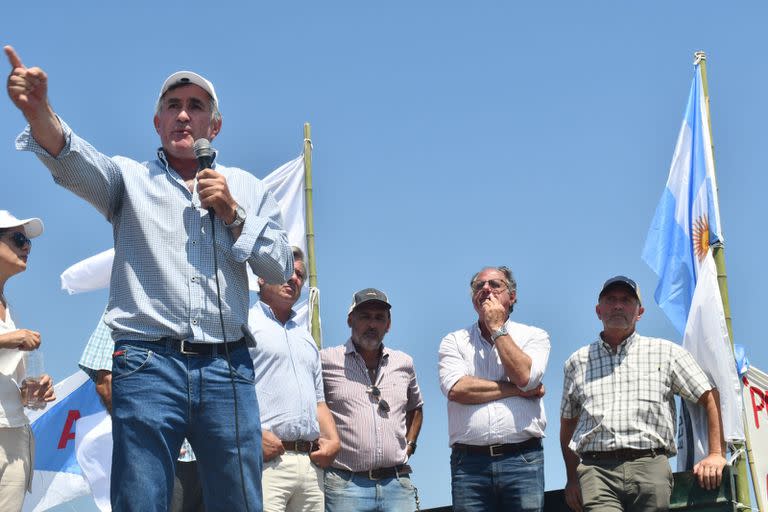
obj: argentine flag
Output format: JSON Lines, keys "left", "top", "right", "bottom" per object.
{"left": 642, "top": 57, "right": 744, "bottom": 468}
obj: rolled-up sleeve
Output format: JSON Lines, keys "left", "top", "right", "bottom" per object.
{"left": 560, "top": 357, "right": 581, "bottom": 419}
{"left": 438, "top": 331, "right": 468, "bottom": 397}
{"left": 519, "top": 326, "right": 550, "bottom": 392}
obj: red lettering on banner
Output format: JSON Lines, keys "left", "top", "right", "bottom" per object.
{"left": 58, "top": 410, "right": 81, "bottom": 449}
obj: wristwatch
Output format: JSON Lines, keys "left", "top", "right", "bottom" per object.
{"left": 406, "top": 441, "right": 417, "bottom": 454}
{"left": 491, "top": 325, "right": 508, "bottom": 342}
{"left": 224, "top": 204, "right": 246, "bottom": 228}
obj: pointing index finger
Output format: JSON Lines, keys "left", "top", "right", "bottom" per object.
{"left": 4, "top": 45, "right": 24, "bottom": 69}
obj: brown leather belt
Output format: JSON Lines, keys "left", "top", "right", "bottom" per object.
{"left": 281, "top": 440, "right": 317, "bottom": 454}
{"left": 352, "top": 464, "right": 412, "bottom": 480}
{"left": 452, "top": 437, "right": 542, "bottom": 457}
{"left": 581, "top": 448, "right": 668, "bottom": 461}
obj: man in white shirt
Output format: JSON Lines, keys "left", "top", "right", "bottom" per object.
{"left": 438, "top": 266, "right": 550, "bottom": 512}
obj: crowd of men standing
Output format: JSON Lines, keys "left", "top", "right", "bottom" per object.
{"left": 3, "top": 43, "right": 730, "bottom": 512}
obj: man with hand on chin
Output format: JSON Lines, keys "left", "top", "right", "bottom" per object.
{"left": 6, "top": 45, "right": 292, "bottom": 511}
{"left": 321, "top": 288, "right": 424, "bottom": 512}
{"left": 559, "top": 276, "right": 727, "bottom": 512}
{"left": 439, "top": 266, "right": 550, "bottom": 512}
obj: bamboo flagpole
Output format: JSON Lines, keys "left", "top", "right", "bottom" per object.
{"left": 695, "top": 50, "right": 757, "bottom": 511}
{"left": 303, "top": 123, "right": 322, "bottom": 347}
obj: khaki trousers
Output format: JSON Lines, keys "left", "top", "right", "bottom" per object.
{"left": 0, "top": 425, "right": 34, "bottom": 512}
{"left": 578, "top": 454, "right": 673, "bottom": 512}
{"left": 263, "top": 451, "right": 324, "bottom": 512}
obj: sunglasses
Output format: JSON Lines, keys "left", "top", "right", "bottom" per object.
{"left": 471, "top": 279, "right": 508, "bottom": 293}
{"left": 367, "top": 385, "right": 390, "bottom": 413}
{"left": 2, "top": 231, "right": 31, "bottom": 250}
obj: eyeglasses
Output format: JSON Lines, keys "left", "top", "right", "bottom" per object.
{"left": 471, "top": 279, "right": 508, "bottom": 293}
{"left": 1, "top": 231, "right": 31, "bottom": 250}
{"left": 367, "top": 385, "right": 390, "bottom": 413}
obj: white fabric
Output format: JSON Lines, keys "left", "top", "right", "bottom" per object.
{"left": 75, "top": 412, "right": 112, "bottom": 512}
{"left": 60, "top": 249, "right": 114, "bottom": 295}
{"left": 679, "top": 248, "right": 744, "bottom": 469}
{"left": 438, "top": 319, "right": 550, "bottom": 446}
{"left": 61, "top": 156, "right": 307, "bottom": 295}
{"left": 0, "top": 309, "right": 27, "bottom": 428}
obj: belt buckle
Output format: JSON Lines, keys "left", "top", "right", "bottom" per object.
{"left": 179, "top": 339, "right": 195, "bottom": 355}
{"left": 489, "top": 444, "right": 504, "bottom": 457}
{"left": 368, "top": 469, "right": 379, "bottom": 480}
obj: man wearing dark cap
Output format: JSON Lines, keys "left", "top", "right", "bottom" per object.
{"left": 320, "top": 288, "right": 424, "bottom": 512}
{"left": 6, "top": 45, "right": 293, "bottom": 511}
{"left": 559, "top": 276, "right": 727, "bottom": 512}
{"left": 439, "top": 266, "right": 550, "bottom": 512}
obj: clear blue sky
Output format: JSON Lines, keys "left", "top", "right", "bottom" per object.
{"left": 2, "top": 3, "right": 767, "bottom": 510}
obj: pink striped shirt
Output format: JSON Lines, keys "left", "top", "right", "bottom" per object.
{"left": 321, "top": 339, "right": 424, "bottom": 472}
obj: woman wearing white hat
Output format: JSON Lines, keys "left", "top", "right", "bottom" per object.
{"left": 0, "top": 210, "right": 55, "bottom": 512}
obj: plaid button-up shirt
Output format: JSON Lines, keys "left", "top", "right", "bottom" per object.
{"left": 560, "top": 331, "right": 712, "bottom": 455}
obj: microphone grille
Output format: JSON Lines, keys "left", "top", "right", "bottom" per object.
{"left": 193, "top": 138, "right": 214, "bottom": 158}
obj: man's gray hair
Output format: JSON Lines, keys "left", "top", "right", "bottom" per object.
{"left": 470, "top": 266, "right": 517, "bottom": 312}
{"left": 155, "top": 83, "right": 222, "bottom": 123}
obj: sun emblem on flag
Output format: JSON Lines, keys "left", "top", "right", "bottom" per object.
{"left": 692, "top": 215, "right": 710, "bottom": 261}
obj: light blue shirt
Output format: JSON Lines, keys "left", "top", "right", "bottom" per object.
{"left": 249, "top": 301, "right": 324, "bottom": 441}
{"left": 17, "top": 120, "right": 292, "bottom": 344}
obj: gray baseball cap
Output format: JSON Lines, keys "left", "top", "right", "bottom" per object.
{"left": 348, "top": 288, "right": 392, "bottom": 314}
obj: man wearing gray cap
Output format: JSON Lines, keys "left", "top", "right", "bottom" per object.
{"left": 321, "top": 288, "right": 424, "bottom": 512}
{"left": 560, "top": 275, "right": 727, "bottom": 512}
{"left": 5, "top": 45, "right": 293, "bottom": 511}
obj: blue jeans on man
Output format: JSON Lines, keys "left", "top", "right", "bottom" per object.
{"left": 450, "top": 441, "right": 544, "bottom": 512}
{"left": 324, "top": 467, "right": 418, "bottom": 512}
{"left": 111, "top": 339, "right": 262, "bottom": 512}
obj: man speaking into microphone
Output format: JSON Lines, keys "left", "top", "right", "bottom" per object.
{"left": 5, "top": 45, "right": 293, "bottom": 511}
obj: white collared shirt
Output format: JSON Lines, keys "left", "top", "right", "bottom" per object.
{"left": 439, "top": 319, "right": 550, "bottom": 446}
{"left": 0, "top": 308, "right": 28, "bottom": 428}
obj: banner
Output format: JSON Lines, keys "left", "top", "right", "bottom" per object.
{"left": 743, "top": 366, "right": 768, "bottom": 512}
{"left": 23, "top": 371, "right": 106, "bottom": 511}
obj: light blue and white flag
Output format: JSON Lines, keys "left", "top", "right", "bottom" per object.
{"left": 23, "top": 371, "right": 107, "bottom": 511}
{"left": 642, "top": 59, "right": 744, "bottom": 469}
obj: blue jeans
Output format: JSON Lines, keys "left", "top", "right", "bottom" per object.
{"left": 450, "top": 443, "right": 544, "bottom": 512}
{"left": 324, "top": 467, "right": 419, "bottom": 512}
{"left": 111, "top": 339, "right": 263, "bottom": 512}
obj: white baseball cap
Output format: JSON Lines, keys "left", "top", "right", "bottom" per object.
{"left": 0, "top": 210, "right": 44, "bottom": 238}
{"left": 157, "top": 71, "right": 219, "bottom": 108}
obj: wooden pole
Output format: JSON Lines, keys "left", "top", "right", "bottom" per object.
{"left": 695, "top": 50, "right": 756, "bottom": 511}
{"left": 303, "top": 123, "right": 322, "bottom": 347}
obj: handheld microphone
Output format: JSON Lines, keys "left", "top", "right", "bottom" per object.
{"left": 193, "top": 138, "right": 215, "bottom": 171}
{"left": 193, "top": 138, "right": 216, "bottom": 218}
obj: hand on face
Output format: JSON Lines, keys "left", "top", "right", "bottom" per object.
{"left": 479, "top": 292, "right": 508, "bottom": 333}
{"left": 5, "top": 46, "right": 49, "bottom": 119}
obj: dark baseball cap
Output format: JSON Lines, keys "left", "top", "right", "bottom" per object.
{"left": 599, "top": 275, "right": 642, "bottom": 304}
{"left": 348, "top": 288, "right": 392, "bottom": 314}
